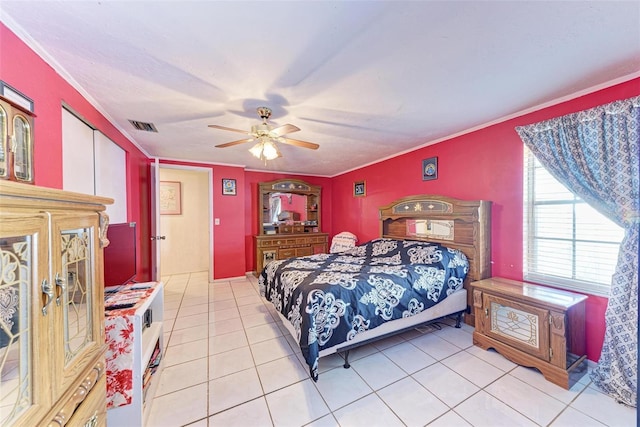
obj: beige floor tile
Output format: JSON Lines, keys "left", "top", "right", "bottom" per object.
{"left": 209, "top": 317, "right": 244, "bottom": 336}
{"left": 350, "top": 352, "right": 407, "bottom": 390}
{"left": 510, "top": 365, "right": 588, "bottom": 404}
{"left": 146, "top": 383, "right": 208, "bottom": 427}
{"left": 245, "top": 322, "right": 283, "bottom": 344}
{"left": 332, "top": 394, "right": 404, "bottom": 427}
{"left": 209, "top": 329, "right": 248, "bottom": 355}
{"left": 208, "top": 367, "right": 264, "bottom": 414}
{"left": 208, "top": 306, "right": 239, "bottom": 322}
{"left": 172, "top": 312, "right": 209, "bottom": 331}
{"left": 382, "top": 341, "right": 437, "bottom": 374}
{"left": 432, "top": 324, "right": 474, "bottom": 349}
{"left": 486, "top": 374, "right": 566, "bottom": 426}
{"left": 428, "top": 410, "right": 472, "bottom": 427}
{"left": 163, "top": 338, "right": 208, "bottom": 367}
{"left": 256, "top": 354, "right": 309, "bottom": 393}
{"left": 313, "top": 365, "right": 372, "bottom": 411}
{"left": 265, "top": 380, "right": 330, "bottom": 426}
{"left": 440, "top": 350, "right": 505, "bottom": 388}
{"left": 250, "top": 335, "right": 294, "bottom": 365}
{"left": 455, "top": 390, "right": 538, "bottom": 427}
{"left": 570, "top": 384, "right": 637, "bottom": 426}
{"left": 412, "top": 363, "right": 479, "bottom": 407}
{"left": 208, "top": 397, "right": 273, "bottom": 427}
{"left": 378, "top": 377, "right": 448, "bottom": 426}
{"left": 209, "top": 346, "right": 255, "bottom": 379}
{"left": 167, "top": 324, "right": 208, "bottom": 347}
{"left": 409, "top": 332, "right": 462, "bottom": 360}
{"left": 155, "top": 357, "right": 208, "bottom": 396}
{"left": 550, "top": 407, "right": 606, "bottom": 427}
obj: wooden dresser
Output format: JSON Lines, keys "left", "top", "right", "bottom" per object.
{"left": 254, "top": 179, "right": 327, "bottom": 275}
{"left": 255, "top": 233, "right": 329, "bottom": 274}
{"left": 0, "top": 181, "right": 111, "bottom": 426}
{"left": 472, "top": 277, "right": 587, "bottom": 389}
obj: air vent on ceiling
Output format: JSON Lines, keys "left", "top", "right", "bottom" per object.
{"left": 128, "top": 119, "right": 158, "bottom": 132}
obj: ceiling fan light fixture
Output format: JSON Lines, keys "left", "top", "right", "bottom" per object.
{"left": 262, "top": 140, "right": 280, "bottom": 160}
{"left": 249, "top": 138, "right": 281, "bottom": 161}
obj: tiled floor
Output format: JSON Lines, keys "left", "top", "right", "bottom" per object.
{"left": 146, "top": 272, "right": 636, "bottom": 427}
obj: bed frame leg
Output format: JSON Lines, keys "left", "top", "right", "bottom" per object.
{"left": 455, "top": 312, "right": 462, "bottom": 328}
{"left": 343, "top": 350, "right": 351, "bottom": 369}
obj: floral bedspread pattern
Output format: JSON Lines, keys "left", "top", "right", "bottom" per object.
{"left": 259, "top": 238, "right": 469, "bottom": 380}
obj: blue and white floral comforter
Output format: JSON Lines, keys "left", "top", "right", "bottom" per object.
{"left": 258, "top": 238, "right": 469, "bottom": 380}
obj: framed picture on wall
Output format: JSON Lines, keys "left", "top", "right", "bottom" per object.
{"left": 422, "top": 157, "right": 438, "bottom": 181}
{"left": 354, "top": 180, "right": 366, "bottom": 197}
{"left": 222, "top": 178, "right": 237, "bottom": 195}
{"left": 159, "top": 181, "right": 182, "bottom": 215}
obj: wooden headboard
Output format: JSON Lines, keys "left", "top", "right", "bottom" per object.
{"left": 379, "top": 195, "right": 492, "bottom": 325}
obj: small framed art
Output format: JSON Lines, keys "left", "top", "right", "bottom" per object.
{"left": 422, "top": 157, "right": 438, "bottom": 181}
{"left": 159, "top": 181, "right": 182, "bottom": 215}
{"left": 354, "top": 180, "right": 366, "bottom": 197}
{"left": 222, "top": 178, "right": 237, "bottom": 195}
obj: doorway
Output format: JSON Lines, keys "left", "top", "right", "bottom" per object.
{"left": 158, "top": 166, "right": 213, "bottom": 280}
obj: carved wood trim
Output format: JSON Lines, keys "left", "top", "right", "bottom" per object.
{"left": 550, "top": 311, "right": 565, "bottom": 336}
{"left": 473, "top": 289, "right": 483, "bottom": 308}
{"left": 98, "top": 212, "right": 110, "bottom": 248}
{"left": 47, "top": 361, "right": 105, "bottom": 427}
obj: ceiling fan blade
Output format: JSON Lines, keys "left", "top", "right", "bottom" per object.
{"left": 208, "top": 124, "right": 250, "bottom": 135}
{"left": 270, "top": 123, "right": 300, "bottom": 137}
{"left": 280, "top": 137, "right": 319, "bottom": 150}
{"left": 215, "top": 138, "right": 254, "bottom": 148}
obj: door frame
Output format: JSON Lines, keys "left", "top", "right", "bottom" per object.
{"left": 155, "top": 163, "right": 214, "bottom": 282}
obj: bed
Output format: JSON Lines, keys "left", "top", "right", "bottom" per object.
{"left": 258, "top": 195, "right": 491, "bottom": 380}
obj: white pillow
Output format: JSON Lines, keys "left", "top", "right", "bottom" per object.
{"left": 330, "top": 232, "right": 358, "bottom": 253}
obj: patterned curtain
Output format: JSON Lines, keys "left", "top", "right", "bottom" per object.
{"left": 516, "top": 95, "right": 639, "bottom": 407}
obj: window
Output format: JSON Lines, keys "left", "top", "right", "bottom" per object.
{"left": 523, "top": 147, "right": 623, "bottom": 296}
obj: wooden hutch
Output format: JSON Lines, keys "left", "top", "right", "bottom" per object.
{"left": 254, "top": 179, "right": 328, "bottom": 275}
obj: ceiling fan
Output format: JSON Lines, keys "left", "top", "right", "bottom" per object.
{"left": 208, "top": 107, "right": 319, "bottom": 161}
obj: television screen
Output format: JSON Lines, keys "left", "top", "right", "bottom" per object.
{"left": 103, "top": 222, "right": 137, "bottom": 287}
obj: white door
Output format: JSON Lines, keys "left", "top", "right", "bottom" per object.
{"left": 158, "top": 166, "right": 212, "bottom": 278}
{"left": 150, "top": 158, "right": 161, "bottom": 281}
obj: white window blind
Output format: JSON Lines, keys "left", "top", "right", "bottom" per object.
{"left": 523, "top": 147, "right": 623, "bottom": 297}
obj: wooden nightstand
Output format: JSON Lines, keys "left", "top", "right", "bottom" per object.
{"left": 472, "top": 277, "right": 588, "bottom": 389}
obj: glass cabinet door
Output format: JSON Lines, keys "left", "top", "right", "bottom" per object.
{"left": 51, "top": 214, "right": 102, "bottom": 399}
{"left": 12, "top": 114, "right": 33, "bottom": 183}
{"left": 0, "top": 214, "right": 51, "bottom": 426}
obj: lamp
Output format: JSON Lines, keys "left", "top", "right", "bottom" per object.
{"left": 249, "top": 137, "right": 281, "bottom": 161}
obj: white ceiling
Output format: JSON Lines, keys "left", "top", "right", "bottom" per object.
{"left": 2, "top": 1, "right": 639, "bottom": 176}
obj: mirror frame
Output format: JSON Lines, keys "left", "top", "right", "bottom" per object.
{"left": 258, "top": 179, "right": 321, "bottom": 235}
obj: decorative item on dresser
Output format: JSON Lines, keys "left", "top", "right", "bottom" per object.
{"left": 254, "top": 179, "right": 328, "bottom": 275}
{"left": 472, "top": 277, "right": 588, "bottom": 389}
{"left": 0, "top": 180, "right": 112, "bottom": 426}
{"left": 0, "top": 94, "right": 35, "bottom": 184}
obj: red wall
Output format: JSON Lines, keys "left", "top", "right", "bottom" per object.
{"left": 1, "top": 23, "right": 152, "bottom": 281}
{"left": 330, "top": 78, "right": 640, "bottom": 361}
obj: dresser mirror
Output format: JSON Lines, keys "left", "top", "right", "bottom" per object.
{"left": 258, "top": 179, "right": 321, "bottom": 235}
